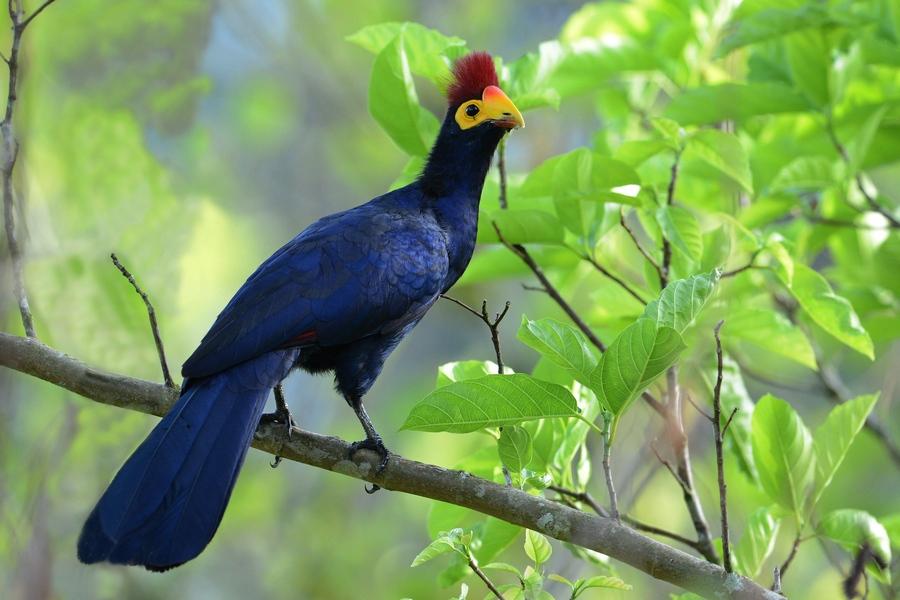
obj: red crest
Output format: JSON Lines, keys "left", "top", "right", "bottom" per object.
{"left": 446, "top": 52, "right": 499, "bottom": 106}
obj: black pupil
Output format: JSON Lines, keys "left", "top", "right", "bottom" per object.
{"left": 465, "top": 104, "right": 479, "bottom": 117}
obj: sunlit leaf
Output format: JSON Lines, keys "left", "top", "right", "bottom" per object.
{"left": 517, "top": 316, "right": 598, "bottom": 385}
{"left": 687, "top": 130, "right": 754, "bottom": 193}
{"left": 402, "top": 375, "right": 579, "bottom": 433}
{"left": 643, "top": 270, "right": 720, "bottom": 333}
{"left": 813, "top": 394, "right": 879, "bottom": 505}
{"left": 524, "top": 529, "right": 553, "bottom": 566}
{"left": 751, "top": 395, "right": 815, "bottom": 518}
{"left": 498, "top": 426, "right": 533, "bottom": 474}
{"left": 734, "top": 507, "right": 781, "bottom": 579}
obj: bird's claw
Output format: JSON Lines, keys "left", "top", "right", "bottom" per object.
{"left": 348, "top": 436, "right": 390, "bottom": 493}
{"left": 259, "top": 405, "right": 297, "bottom": 440}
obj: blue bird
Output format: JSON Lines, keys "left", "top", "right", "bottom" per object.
{"left": 77, "top": 51, "right": 524, "bottom": 571}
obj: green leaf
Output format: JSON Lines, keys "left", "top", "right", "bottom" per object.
{"left": 613, "top": 139, "right": 672, "bottom": 167}
{"left": 347, "top": 22, "right": 466, "bottom": 83}
{"left": 643, "top": 270, "right": 721, "bottom": 333}
{"left": 714, "top": 357, "right": 758, "bottom": 482}
{"left": 482, "top": 562, "right": 522, "bottom": 576}
{"left": 483, "top": 209, "right": 565, "bottom": 245}
{"left": 524, "top": 529, "right": 553, "bottom": 566}
{"left": 786, "top": 30, "right": 830, "bottom": 107}
{"left": 751, "top": 395, "right": 815, "bottom": 518}
{"left": 726, "top": 306, "right": 817, "bottom": 370}
{"left": 734, "top": 507, "right": 781, "bottom": 579}
{"left": 517, "top": 316, "right": 598, "bottom": 385}
{"left": 769, "top": 157, "right": 837, "bottom": 193}
{"left": 657, "top": 205, "right": 703, "bottom": 262}
{"left": 718, "top": 3, "right": 832, "bottom": 55}
{"left": 818, "top": 509, "right": 892, "bottom": 572}
{"left": 687, "top": 130, "right": 754, "bottom": 193}
{"left": 402, "top": 374, "right": 579, "bottom": 433}
{"left": 664, "top": 83, "right": 811, "bottom": 125}
{"left": 848, "top": 105, "right": 889, "bottom": 173}
{"left": 411, "top": 528, "right": 464, "bottom": 566}
{"left": 498, "top": 426, "right": 533, "bottom": 474}
{"left": 650, "top": 117, "right": 684, "bottom": 149}
{"left": 368, "top": 31, "right": 439, "bottom": 156}
{"left": 436, "top": 360, "right": 503, "bottom": 388}
{"left": 578, "top": 575, "right": 632, "bottom": 593}
{"left": 812, "top": 394, "right": 879, "bottom": 505}
{"left": 780, "top": 264, "right": 874, "bottom": 360}
{"left": 591, "top": 318, "right": 686, "bottom": 417}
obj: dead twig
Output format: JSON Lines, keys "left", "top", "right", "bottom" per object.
{"left": 441, "top": 294, "right": 511, "bottom": 373}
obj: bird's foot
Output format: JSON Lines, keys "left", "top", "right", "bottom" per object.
{"left": 259, "top": 404, "right": 297, "bottom": 439}
{"left": 348, "top": 436, "right": 390, "bottom": 494}
{"left": 259, "top": 403, "right": 297, "bottom": 468}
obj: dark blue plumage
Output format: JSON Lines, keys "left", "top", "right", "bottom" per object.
{"left": 78, "top": 52, "right": 522, "bottom": 571}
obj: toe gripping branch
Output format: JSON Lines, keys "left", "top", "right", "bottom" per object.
{"left": 259, "top": 384, "right": 296, "bottom": 468}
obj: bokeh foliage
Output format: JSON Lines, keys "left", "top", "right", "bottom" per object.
{"left": 1, "top": 1, "right": 899, "bottom": 599}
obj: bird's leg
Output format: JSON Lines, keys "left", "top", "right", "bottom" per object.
{"left": 347, "top": 396, "right": 390, "bottom": 492}
{"left": 259, "top": 384, "right": 297, "bottom": 468}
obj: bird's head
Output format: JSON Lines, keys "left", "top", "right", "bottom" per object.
{"left": 446, "top": 52, "right": 524, "bottom": 132}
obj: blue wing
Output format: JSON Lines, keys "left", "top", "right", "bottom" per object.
{"left": 181, "top": 200, "right": 448, "bottom": 379}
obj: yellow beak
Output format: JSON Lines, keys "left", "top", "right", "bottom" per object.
{"left": 481, "top": 85, "right": 525, "bottom": 129}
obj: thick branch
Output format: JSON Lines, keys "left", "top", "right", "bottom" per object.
{"left": 0, "top": 332, "right": 780, "bottom": 599}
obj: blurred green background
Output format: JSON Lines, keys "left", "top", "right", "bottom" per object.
{"left": 0, "top": 0, "right": 897, "bottom": 599}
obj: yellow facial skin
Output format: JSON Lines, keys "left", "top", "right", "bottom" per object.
{"left": 454, "top": 85, "right": 525, "bottom": 131}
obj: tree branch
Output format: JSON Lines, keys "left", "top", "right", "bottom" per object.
{"left": 440, "top": 294, "right": 510, "bottom": 374}
{"left": 581, "top": 253, "right": 647, "bottom": 305}
{"left": 0, "top": 332, "right": 781, "bottom": 599}
{"left": 712, "top": 320, "right": 733, "bottom": 573}
{"left": 619, "top": 208, "right": 663, "bottom": 282}
{"left": 110, "top": 253, "right": 176, "bottom": 388}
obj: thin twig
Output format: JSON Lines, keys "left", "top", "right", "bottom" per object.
{"left": 619, "top": 207, "right": 663, "bottom": 281}
{"left": 712, "top": 320, "right": 733, "bottom": 573}
{"left": 497, "top": 138, "right": 508, "bottom": 210}
{"left": 493, "top": 223, "right": 607, "bottom": 353}
{"left": 18, "top": 0, "right": 59, "bottom": 32}
{"left": 466, "top": 549, "right": 503, "bottom": 599}
{"left": 722, "top": 407, "right": 738, "bottom": 436}
{"left": 110, "top": 253, "right": 176, "bottom": 388}
{"left": 686, "top": 392, "right": 713, "bottom": 421}
{"left": 441, "top": 294, "right": 510, "bottom": 374}
{"left": 582, "top": 252, "right": 647, "bottom": 304}
{"left": 651, "top": 442, "right": 691, "bottom": 495}
{"left": 601, "top": 412, "right": 619, "bottom": 519}
{"left": 547, "top": 485, "right": 704, "bottom": 554}
{"left": 660, "top": 151, "right": 682, "bottom": 287}
{"left": 722, "top": 249, "right": 763, "bottom": 278}
{"left": 777, "top": 533, "right": 802, "bottom": 583}
{"left": 663, "top": 367, "right": 719, "bottom": 563}
{"left": 825, "top": 114, "right": 900, "bottom": 229}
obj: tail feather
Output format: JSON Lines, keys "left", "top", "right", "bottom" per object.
{"left": 78, "top": 350, "right": 297, "bottom": 570}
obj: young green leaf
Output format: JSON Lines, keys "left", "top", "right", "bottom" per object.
{"left": 643, "top": 270, "right": 721, "bottom": 333}
{"left": 483, "top": 209, "right": 565, "bottom": 245}
{"left": 347, "top": 21, "right": 467, "bottom": 83}
{"left": 524, "top": 529, "right": 553, "bottom": 566}
{"left": 577, "top": 575, "right": 632, "bottom": 593}
{"left": 591, "top": 318, "right": 686, "bottom": 416}
{"left": 402, "top": 374, "right": 579, "bottom": 433}
{"left": 751, "top": 395, "right": 815, "bottom": 519}
{"left": 498, "top": 426, "right": 533, "bottom": 474}
{"left": 482, "top": 562, "right": 523, "bottom": 576}
{"left": 780, "top": 263, "right": 874, "bottom": 360}
{"left": 818, "top": 509, "right": 892, "bottom": 574}
{"left": 734, "top": 507, "right": 781, "bottom": 579}
{"left": 517, "top": 316, "right": 598, "bottom": 385}
{"left": 368, "top": 31, "right": 438, "bottom": 156}
{"left": 687, "top": 130, "right": 754, "bottom": 193}
{"left": 656, "top": 205, "right": 703, "bottom": 262}
{"left": 411, "top": 528, "right": 465, "bottom": 567}
{"left": 726, "top": 306, "right": 816, "bottom": 370}
{"left": 812, "top": 394, "right": 879, "bottom": 505}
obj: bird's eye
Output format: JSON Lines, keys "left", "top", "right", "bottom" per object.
{"left": 465, "top": 104, "right": 480, "bottom": 117}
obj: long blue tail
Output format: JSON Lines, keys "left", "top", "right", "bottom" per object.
{"left": 77, "top": 350, "right": 297, "bottom": 571}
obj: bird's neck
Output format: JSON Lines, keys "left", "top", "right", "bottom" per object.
{"left": 419, "top": 111, "right": 504, "bottom": 202}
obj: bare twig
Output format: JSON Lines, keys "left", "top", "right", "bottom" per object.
{"left": 686, "top": 392, "right": 713, "bottom": 421}
{"left": 777, "top": 533, "right": 802, "bottom": 583}
{"left": 547, "top": 485, "right": 704, "bottom": 554}
{"left": 600, "top": 412, "right": 619, "bottom": 519}
{"left": 0, "top": 0, "right": 55, "bottom": 338}
{"left": 660, "top": 151, "right": 682, "bottom": 287}
{"left": 825, "top": 114, "right": 900, "bottom": 229}
{"left": 663, "top": 367, "right": 719, "bottom": 563}
{"left": 582, "top": 252, "right": 647, "bottom": 304}
{"left": 110, "top": 253, "right": 176, "bottom": 388}
{"left": 711, "top": 320, "right": 733, "bottom": 573}
{"left": 619, "top": 208, "right": 663, "bottom": 282}
{"left": 441, "top": 295, "right": 511, "bottom": 374}
{"left": 493, "top": 223, "right": 607, "bottom": 353}
{"left": 497, "top": 139, "right": 508, "bottom": 210}
{"left": 0, "top": 333, "right": 782, "bottom": 599}
{"left": 18, "top": 0, "right": 59, "bottom": 32}
{"left": 466, "top": 548, "right": 503, "bottom": 599}
{"left": 722, "top": 407, "right": 738, "bottom": 436}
